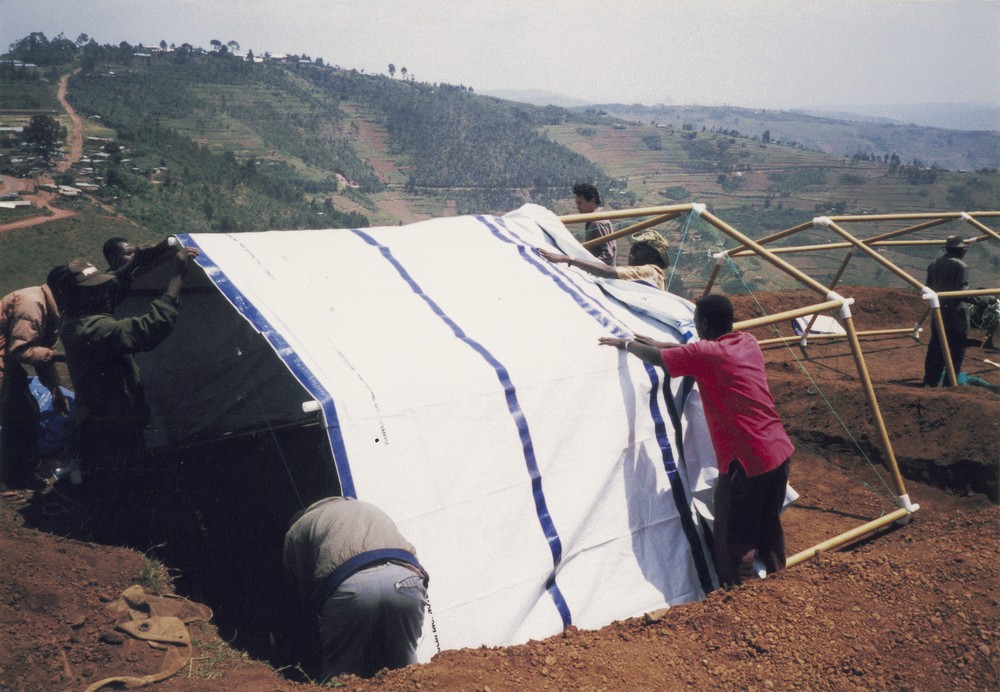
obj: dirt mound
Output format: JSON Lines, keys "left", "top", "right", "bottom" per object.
{"left": 1, "top": 286, "right": 996, "bottom": 690}
{"left": 732, "top": 286, "right": 999, "bottom": 500}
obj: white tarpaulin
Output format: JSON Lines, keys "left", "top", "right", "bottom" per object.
{"left": 172, "top": 204, "right": 721, "bottom": 661}
{"left": 793, "top": 314, "right": 846, "bottom": 336}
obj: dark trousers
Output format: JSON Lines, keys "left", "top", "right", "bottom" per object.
{"left": 0, "top": 362, "right": 41, "bottom": 487}
{"left": 74, "top": 416, "right": 150, "bottom": 542}
{"left": 923, "top": 307, "right": 967, "bottom": 386}
{"left": 713, "top": 458, "right": 790, "bottom": 588}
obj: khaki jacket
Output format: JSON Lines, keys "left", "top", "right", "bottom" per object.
{"left": 0, "top": 285, "right": 61, "bottom": 391}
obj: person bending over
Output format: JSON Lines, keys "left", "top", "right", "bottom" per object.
{"left": 0, "top": 269, "right": 70, "bottom": 491}
{"left": 283, "top": 497, "right": 429, "bottom": 681}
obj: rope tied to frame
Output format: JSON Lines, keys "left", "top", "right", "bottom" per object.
{"left": 666, "top": 208, "right": 698, "bottom": 294}
{"left": 706, "top": 232, "right": 897, "bottom": 504}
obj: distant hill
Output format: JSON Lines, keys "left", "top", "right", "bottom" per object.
{"left": 590, "top": 104, "right": 1000, "bottom": 171}
{"left": 2, "top": 33, "right": 999, "bottom": 297}
{"left": 800, "top": 102, "right": 1000, "bottom": 133}
{"left": 479, "top": 88, "right": 595, "bottom": 109}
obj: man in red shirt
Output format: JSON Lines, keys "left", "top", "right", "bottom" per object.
{"left": 599, "top": 294, "right": 793, "bottom": 587}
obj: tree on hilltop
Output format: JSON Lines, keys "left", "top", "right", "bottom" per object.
{"left": 23, "top": 115, "right": 66, "bottom": 161}
{"left": 7, "top": 31, "right": 76, "bottom": 66}
{"left": 388, "top": 63, "right": 396, "bottom": 78}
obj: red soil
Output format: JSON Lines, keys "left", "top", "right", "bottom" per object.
{"left": 1, "top": 286, "right": 996, "bottom": 690}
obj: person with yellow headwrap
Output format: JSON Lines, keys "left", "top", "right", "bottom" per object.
{"left": 538, "top": 229, "right": 684, "bottom": 295}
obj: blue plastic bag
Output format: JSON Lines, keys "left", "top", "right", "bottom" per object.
{"left": 28, "top": 377, "right": 76, "bottom": 456}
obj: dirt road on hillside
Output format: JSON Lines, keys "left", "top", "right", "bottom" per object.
{"left": 54, "top": 69, "right": 84, "bottom": 173}
{"left": 0, "top": 71, "right": 88, "bottom": 234}
{"left": 0, "top": 176, "right": 74, "bottom": 233}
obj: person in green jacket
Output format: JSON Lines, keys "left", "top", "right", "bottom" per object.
{"left": 57, "top": 246, "right": 198, "bottom": 507}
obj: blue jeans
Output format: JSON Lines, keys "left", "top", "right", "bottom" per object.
{"left": 318, "top": 561, "right": 428, "bottom": 681}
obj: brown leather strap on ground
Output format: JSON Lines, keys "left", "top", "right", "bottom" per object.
{"left": 83, "top": 585, "right": 213, "bottom": 692}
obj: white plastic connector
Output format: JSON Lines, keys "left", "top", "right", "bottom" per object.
{"left": 691, "top": 203, "right": 706, "bottom": 217}
{"left": 921, "top": 286, "right": 940, "bottom": 309}
{"left": 961, "top": 212, "right": 972, "bottom": 222}
{"left": 302, "top": 400, "right": 321, "bottom": 413}
{"left": 799, "top": 334, "right": 808, "bottom": 348}
{"left": 167, "top": 236, "right": 180, "bottom": 247}
{"left": 712, "top": 249, "right": 730, "bottom": 263}
{"left": 813, "top": 216, "right": 832, "bottom": 229}
{"left": 911, "top": 325, "right": 923, "bottom": 342}
{"left": 827, "top": 291, "right": 854, "bottom": 320}
{"left": 895, "top": 494, "right": 920, "bottom": 524}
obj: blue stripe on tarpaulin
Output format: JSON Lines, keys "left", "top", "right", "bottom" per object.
{"left": 176, "top": 233, "right": 357, "bottom": 498}
{"left": 516, "top": 213, "right": 695, "bottom": 343}
{"left": 483, "top": 216, "right": 715, "bottom": 595}
{"left": 648, "top": 367, "right": 714, "bottom": 593}
{"left": 350, "top": 227, "right": 573, "bottom": 629}
{"left": 662, "top": 375, "right": 708, "bottom": 563}
{"left": 661, "top": 375, "right": 704, "bottom": 507}
{"left": 482, "top": 216, "right": 632, "bottom": 336}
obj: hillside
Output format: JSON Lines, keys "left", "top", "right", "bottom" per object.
{"left": 0, "top": 32, "right": 997, "bottom": 692}
{"left": 592, "top": 103, "right": 1000, "bottom": 172}
{"left": 3, "top": 35, "right": 1000, "bottom": 288}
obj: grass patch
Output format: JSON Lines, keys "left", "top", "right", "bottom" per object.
{"left": 137, "top": 547, "right": 172, "bottom": 595}
{"left": 0, "top": 78, "right": 61, "bottom": 111}
{"left": 0, "top": 204, "right": 159, "bottom": 296}
{"left": 186, "top": 624, "right": 252, "bottom": 680}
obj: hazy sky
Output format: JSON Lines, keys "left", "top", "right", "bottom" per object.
{"left": 2, "top": 0, "right": 998, "bottom": 110}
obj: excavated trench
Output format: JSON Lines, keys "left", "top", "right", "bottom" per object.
{"left": 148, "top": 425, "right": 341, "bottom": 682}
{"left": 18, "top": 376, "right": 996, "bottom": 685}
{"left": 22, "top": 423, "right": 339, "bottom": 682}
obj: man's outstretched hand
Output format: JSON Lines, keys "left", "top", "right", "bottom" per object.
{"left": 173, "top": 247, "right": 201, "bottom": 276}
